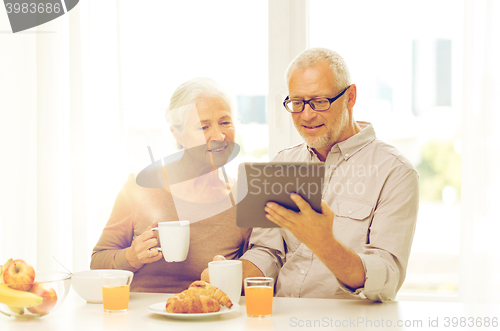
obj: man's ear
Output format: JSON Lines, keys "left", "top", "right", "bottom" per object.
{"left": 347, "top": 84, "right": 357, "bottom": 109}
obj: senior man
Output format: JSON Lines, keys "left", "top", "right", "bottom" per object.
{"left": 203, "top": 47, "right": 419, "bottom": 302}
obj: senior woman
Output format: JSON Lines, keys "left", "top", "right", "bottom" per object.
{"left": 91, "top": 77, "right": 251, "bottom": 293}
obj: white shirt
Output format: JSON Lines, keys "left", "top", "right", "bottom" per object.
{"left": 241, "top": 122, "right": 419, "bottom": 302}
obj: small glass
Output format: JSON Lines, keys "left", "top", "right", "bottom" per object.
{"left": 244, "top": 277, "right": 274, "bottom": 318}
{"left": 101, "top": 273, "right": 132, "bottom": 313}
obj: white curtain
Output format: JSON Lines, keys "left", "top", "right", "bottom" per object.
{"left": 0, "top": 10, "right": 38, "bottom": 267}
{"left": 460, "top": 0, "right": 500, "bottom": 303}
{"left": 0, "top": 2, "right": 124, "bottom": 273}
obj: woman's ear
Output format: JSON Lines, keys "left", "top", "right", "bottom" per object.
{"left": 170, "top": 126, "right": 183, "bottom": 149}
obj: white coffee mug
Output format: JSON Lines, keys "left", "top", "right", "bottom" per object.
{"left": 208, "top": 260, "right": 242, "bottom": 305}
{"left": 151, "top": 221, "right": 190, "bottom": 262}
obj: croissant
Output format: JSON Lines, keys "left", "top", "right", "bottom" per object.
{"left": 186, "top": 280, "right": 233, "bottom": 308}
{"left": 166, "top": 293, "right": 220, "bottom": 313}
{"left": 165, "top": 280, "right": 233, "bottom": 314}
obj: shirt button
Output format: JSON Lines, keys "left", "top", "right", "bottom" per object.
{"left": 348, "top": 210, "right": 352, "bottom": 214}
{"left": 345, "top": 153, "right": 349, "bottom": 157}
{"left": 300, "top": 270, "right": 305, "bottom": 275}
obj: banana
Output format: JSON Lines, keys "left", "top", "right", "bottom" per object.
{"left": 0, "top": 258, "right": 13, "bottom": 283}
{"left": 1, "top": 259, "right": 24, "bottom": 313}
{"left": 9, "top": 306, "right": 24, "bottom": 315}
{"left": 0, "top": 284, "right": 43, "bottom": 308}
{"left": 0, "top": 258, "right": 43, "bottom": 309}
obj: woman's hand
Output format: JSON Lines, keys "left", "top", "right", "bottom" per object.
{"left": 125, "top": 221, "right": 163, "bottom": 269}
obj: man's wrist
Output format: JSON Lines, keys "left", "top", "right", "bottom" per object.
{"left": 312, "top": 237, "right": 365, "bottom": 290}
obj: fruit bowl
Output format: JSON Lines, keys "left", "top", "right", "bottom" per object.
{"left": 0, "top": 271, "right": 71, "bottom": 319}
{"left": 72, "top": 269, "right": 134, "bottom": 303}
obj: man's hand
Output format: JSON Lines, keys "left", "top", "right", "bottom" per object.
{"left": 265, "top": 194, "right": 334, "bottom": 253}
{"left": 200, "top": 255, "right": 226, "bottom": 282}
{"left": 125, "top": 221, "right": 163, "bottom": 270}
{"left": 265, "top": 193, "right": 365, "bottom": 289}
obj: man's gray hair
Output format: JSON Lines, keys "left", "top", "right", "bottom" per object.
{"left": 165, "top": 77, "right": 236, "bottom": 132}
{"left": 285, "top": 47, "right": 351, "bottom": 90}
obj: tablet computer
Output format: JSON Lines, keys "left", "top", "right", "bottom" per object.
{"left": 236, "top": 162, "right": 325, "bottom": 228}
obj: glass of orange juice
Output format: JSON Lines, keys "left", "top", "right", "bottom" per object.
{"left": 101, "top": 273, "right": 132, "bottom": 313}
{"left": 244, "top": 277, "right": 274, "bottom": 317}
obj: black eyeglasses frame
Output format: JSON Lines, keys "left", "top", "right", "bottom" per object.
{"left": 283, "top": 85, "right": 352, "bottom": 113}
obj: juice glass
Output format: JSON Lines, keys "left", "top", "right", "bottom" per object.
{"left": 244, "top": 277, "right": 274, "bottom": 317}
{"left": 101, "top": 273, "right": 132, "bottom": 312}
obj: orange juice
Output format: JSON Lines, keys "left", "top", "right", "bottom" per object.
{"left": 245, "top": 286, "right": 273, "bottom": 317}
{"left": 102, "top": 285, "right": 129, "bottom": 311}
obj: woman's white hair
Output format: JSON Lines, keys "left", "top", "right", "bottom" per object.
{"left": 165, "top": 77, "right": 236, "bottom": 132}
{"left": 285, "top": 47, "right": 351, "bottom": 91}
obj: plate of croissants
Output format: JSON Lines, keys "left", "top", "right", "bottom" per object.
{"left": 148, "top": 280, "right": 239, "bottom": 319}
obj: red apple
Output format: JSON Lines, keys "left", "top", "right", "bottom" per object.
{"left": 26, "top": 283, "right": 58, "bottom": 314}
{"left": 2, "top": 259, "right": 35, "bottom": 291}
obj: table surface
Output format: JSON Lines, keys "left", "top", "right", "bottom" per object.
{"left": 1, "top": 289, "right": 499, "bottom": 331}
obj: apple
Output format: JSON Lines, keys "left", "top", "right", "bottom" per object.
{"left": 2, "top": 259, "right": 35, "bottom": 291}
{"left": 26, "top": 282, "right": 57, "bottom": 314}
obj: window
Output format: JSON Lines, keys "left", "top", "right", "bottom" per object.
{"left": 119, "top": 1, "right": 269, "bottom": 180}
{"left": 310, "top": 0, "right": 464, "bottom": 298}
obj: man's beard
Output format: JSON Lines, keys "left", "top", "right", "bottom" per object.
{"left": 294, "top": 119, "right": 338, "bottom": 150}
{"left": 295, "top": 108, "right": 348, "bottom": 150}
{"left": 297, "top": 126, "right": 333, "bottom": 149}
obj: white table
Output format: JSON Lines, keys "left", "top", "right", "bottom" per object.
{"left": 1, "top": 289, "right": 499, "bottom": 330}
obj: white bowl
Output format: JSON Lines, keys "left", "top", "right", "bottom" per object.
{"left": 71, "top": 269, "right": 134, "bottom": 303}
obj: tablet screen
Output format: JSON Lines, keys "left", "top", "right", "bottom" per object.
{"left": 236, "top": 162, "right": 325, "bottom": 228}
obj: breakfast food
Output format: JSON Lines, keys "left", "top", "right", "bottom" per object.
{"left": 186, "top": 281, "right": 233, "bottom": 308}
{"left": 2, "top": 259, "right": 35, "bottom": 291}
{"left": 165, "top": 280, "right": 233, "bottom": 313}
{"left": 166, "top": 293, "right": 220, "bottom": 313}
{"left": 0, "top": 258, "right": 47, "bottom": 315}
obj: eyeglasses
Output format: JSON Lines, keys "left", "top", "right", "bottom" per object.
{"left": 283, "top": 85, "right": 351, "bottom": 113}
